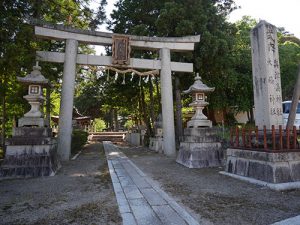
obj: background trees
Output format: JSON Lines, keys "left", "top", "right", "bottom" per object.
{"left": 0, "top": 0, "right": 107, "bottom": 147}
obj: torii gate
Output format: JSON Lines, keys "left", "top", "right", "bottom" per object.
{"left": 34, "top": 24, "right": 200, "bottom": 160}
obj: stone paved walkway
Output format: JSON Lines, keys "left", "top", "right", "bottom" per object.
{"left": 103, "top": 141, "right": 200, "bottom": 225}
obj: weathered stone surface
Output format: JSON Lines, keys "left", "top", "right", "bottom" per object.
{"left": 251, "top": 20, "right": 283, "bottom": 129}
{"left": 149, "top": 137, "right": 163, "bottom": 153}
{"left": 176, "top": 127, "right": 224, "bottom": 168}
{"left": 13, "top": 127, "right": 53, "bottom": 137}
{"left": 247, "top": 161, "right": 273, "bottom": 183}
{"left": 152, "top": 205, "right": 187, "bottom": 225}
{"left": 18, "top": 117, "right": 46, "bottom": 127}
{"left": 225, "top": 148, "right": 300, "bottom": 183}
{"left": 0, "top": 142, "right": 59, "bottom": 177}
{"left": 184, "top": 127, "right": 221, "bottom": 137}
{"left": 128, "top": 198, "right": 163, "bottom": 225}
{"left": 291, "top": 163, "right": 300, "bottom": 181}
{"left": 140, "top": 188, "right": 167, "bottom": 206}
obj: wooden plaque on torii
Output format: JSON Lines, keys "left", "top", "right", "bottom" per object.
{"left": 112, "top": 35, "right": 130, "bottom": 65}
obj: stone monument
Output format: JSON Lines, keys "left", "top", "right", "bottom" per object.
{"left": 251, "top": 20, "right": 283, "bottom": 129}
{"left": 222, "top": 21, "right": 300, "bottom": 190}
{"left": 176, "top": 74, "right": 224, "bottom": 168}
{"left": 0, "top": 63, "right": 60, "bottom": 177}
{"left": 149, "top": 114, "right": 164, "bottom": 153}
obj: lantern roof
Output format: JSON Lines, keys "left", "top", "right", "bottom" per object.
{"left": 183, "top": 73, "right": 215, "bottom": 94}
{"left": 17, "top": 62, "right": 50, "bottom": 87}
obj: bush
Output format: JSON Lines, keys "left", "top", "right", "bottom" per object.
{"left": 71, "top": 129, "right": 88, "bottom": 155}
{"left": 93, "top": 118, "right": 106, "bottom": 132}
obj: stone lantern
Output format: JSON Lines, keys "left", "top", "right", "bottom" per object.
{"left": 176, "top": 73, "right": 223, "bottom": 168}
{"left": 0, "top": 62, "right": 60, "bottom": 178}
{"left": 17, "top": 62, "right": 50, "bottom": 127}
{"left": 183, "top": 73, "right": 215, "bottom": 128}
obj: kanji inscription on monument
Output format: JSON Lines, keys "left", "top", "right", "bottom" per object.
{"left": 251, "top": 20, "right": 283, "bottom": 129}
{"left": 112, "top": 35, "right": 130, "bottom": 65}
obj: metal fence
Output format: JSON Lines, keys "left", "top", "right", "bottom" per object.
{"left": 230, "top": 125, "right": 300, "bottom": 152}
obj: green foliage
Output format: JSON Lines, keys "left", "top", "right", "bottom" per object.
{"left": 278, "top": 40, "right": 300, "bottom": 99}
{"left": 0, "top": 0, "right": 107, "bottom": 142}
{"left": 93, "top": 118, "right": 106, "bottom": 132}
{"left": 124, "top": 119, "right": 134, "bottom": 130}
{"left": 71, "top": 129, "right": 88, "bottom": 155}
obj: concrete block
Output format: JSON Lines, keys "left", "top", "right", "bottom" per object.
{"left": 123, "top": 185, "right": 143, "bottom": 200}
{"left": 128, "top": 198, "right": 162, "bottom": 225}
{"left": 140, "top": 188, "right": 167, "bottom": 206}
{"left": 152, "top": 205, "right": 187, "bottom": 225}
{"left": 121, "top": 213, "right": 137, "bottom": 225}
{"left": 225, "top": 148, "right": 300, "bottom": 183}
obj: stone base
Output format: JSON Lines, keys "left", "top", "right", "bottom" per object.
{"left": 18, "top": 117, "right": 46, "bottom": 127}
{"left": 125, "top": 133, "right": 141, "bottom": 146}
{"left": 176, "top": 127, "right": 224, "bottom": 168}
{"left": 149, "top": 137, "right": 163, "bottom": 153}
{"left": 187, "top": 119, "right": 212, "bottom": 128}
{"left": 1, "top": 141, "right": 60, "bottom": 177}
{"left": 225, "top": 148, "right": 300, "bottom": 183}
{"left": 220, "top": 171, "right": 300, "bottom": 191}
{"left": 1, "top": 127, "right": 60, "bottom": 178}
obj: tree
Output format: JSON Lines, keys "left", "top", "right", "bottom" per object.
{"left": 0, "top": 0, "right": 106, "bottom": 149}
{"left": 109, "top": 0, "right": 238, "bottom": 128}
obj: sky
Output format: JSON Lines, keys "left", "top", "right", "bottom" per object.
{"left": 95, "top": 0, "right": 300, "bottom": 38}
{"left": 229, "top": 0, "right": 300, "bottom": 38}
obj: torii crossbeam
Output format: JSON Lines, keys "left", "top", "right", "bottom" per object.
{"left": 34, "top": 23, "right": 200, "bottom": 160}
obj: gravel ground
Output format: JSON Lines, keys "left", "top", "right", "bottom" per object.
{"left": 119, "top": 145, "right": 300, "bottom": 225}
{"left": 0, "top": 143, "right": 121, "bottom": 225}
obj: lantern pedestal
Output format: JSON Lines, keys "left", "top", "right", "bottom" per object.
{"left": 176, "top": 127, "right": 224, "bottom": 168}
{"left": 187, "top": 104, "right": 212, "bottom": 128}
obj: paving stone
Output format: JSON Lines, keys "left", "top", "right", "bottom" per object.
{"left": 122, "top": 212, "right": 137, "bottom": 225}
{"left": 119, "top": 176, "right": 135, "bottom": 187}
{"left": 133, "top": 177, "right": 152, "bottom": 189}
{"left": 115, "top": 192, "right": 131, "bottom": 213}
{"left": 128, "top": 160, "right": 147, "bottom": 177}
{"left": 114, "top": 168, "right": 129, "bottom": 177}
{"left": 140, "top": 188, "right": 167, "bottom": 206}
{"left": 110, "top": 171, "right": 120, "bottom": 184}
{"left": 123, "top": 185, "right": 143, "bottom": 199}
{"left": 153, "top": 205, "right": 188, "bottom": 225}
{"left": 128, "top": 198, "right": 163, "bottom": 225}
{"left": 146, "top": 176, "right": 200, "bottom": 225}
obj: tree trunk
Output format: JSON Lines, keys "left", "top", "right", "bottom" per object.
{"left": 208, "top": 108, "right": 217, "bottom": 125}
{"left": 175, "top": 76, "right": 183, "bottom": 143}
{"left": 140, "top": 83, "right": 152, "bottom": 135}
{"left": 1, "top": 74, "right": 6, "bottom": 151}
{"left": 149, "top": 79, "right": 155, "bottom": 132}
{"left": 109, "top": 108, "right": 114, "bottom": 131}
{"left": 155, "top": 76, "right": 161, "bottom": 113}
{"left": 287, "top": 65, "right": 300, "bottom": 129}
{"left": 113, "top": 108, "right": 119, "bottom": 131}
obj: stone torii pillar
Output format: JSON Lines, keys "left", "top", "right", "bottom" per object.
{"left": 160, "top": 48, "right": 176, "bottom": 157}
{"left": 58, "top": 39, "right": 78, "bottom": 160}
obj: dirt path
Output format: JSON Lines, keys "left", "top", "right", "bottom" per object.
{"left": 120, "top": 146, "right": 300, "bottom": 225}
{"left": 0, "top": 143, "right": 121, "bottom": 225}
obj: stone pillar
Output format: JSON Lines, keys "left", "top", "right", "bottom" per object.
{"left": 251, "top": 20, "right": 283, "bottom": 129}
{"left": 58, "top": 39, "right": 78, "bottom": 160}
{"left": 160, "top": 48, "right": 176, "bottom": 156}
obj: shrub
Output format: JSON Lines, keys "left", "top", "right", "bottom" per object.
{"left": 71, "top": 129, "right": 88, "bottom": 155}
